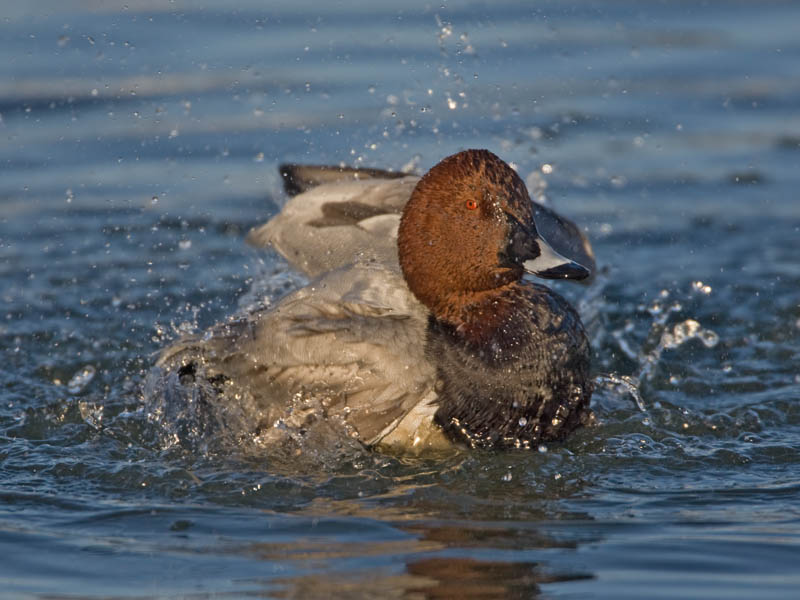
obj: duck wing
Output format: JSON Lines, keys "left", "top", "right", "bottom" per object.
{"left": 152, "top": 263, "right": 440, "bottom": 448}
{"left": 278, "top": 164, "right": 410, "bottom": 197}
{"left": 246, "top": 175, "right": 419, "bottom": 277}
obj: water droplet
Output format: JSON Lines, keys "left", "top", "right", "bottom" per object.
{"left": 697, "top": 329, "right": 718, "bottom": 348}
{"left": 692, "top": 280, "right": 712, "bottom": 294}
{"left": 67, "top": 365, "right": 96, "bottom": 394}
{"left": 518, "top": 417, "right": 527, "bottom": 427}
{"left": 178, "top": 239, "right": 192, "bottom": 250}
{"left": 501, "top": 471, "right": 513, "bottom": 482}
{"left": 672, "top": 319, "right": 700, "bottom": 344}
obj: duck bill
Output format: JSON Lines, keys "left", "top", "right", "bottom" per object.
{"left": 522, "top": 235, "right": 590, "bottom": 281}
{"left": 505, "top": 211, "right": 590, "bottom": 281}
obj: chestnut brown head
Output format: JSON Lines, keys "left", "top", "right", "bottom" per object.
{"left": 397, "top": 149, "right": 587, "bottom": 321}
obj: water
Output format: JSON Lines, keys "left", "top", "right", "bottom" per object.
{"left": 2, "top": 1, "right": 799, "bottom": 597}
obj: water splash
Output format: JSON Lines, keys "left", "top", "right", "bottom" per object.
{"left": 628, "top": 316, "right": 719, "bottom": 388}
{"left": 79, "top": 401, "right": 104, "bottom": 429}
{"left": 525, "top": 169, "right": 549, "bottom": 205}
{"left": 599, "top": 283, "right": 720, "bottom": 412}
{"left": 594, "top": 373, "right": 646, "bottom": 412}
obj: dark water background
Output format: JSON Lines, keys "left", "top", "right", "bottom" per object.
{"left": 2, "top": 1, "right": 799, "bottom": 598}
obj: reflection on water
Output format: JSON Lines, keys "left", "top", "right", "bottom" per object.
{"left": 239, "top": 517, "right": 594, "bottom": 599}
{"left": 270, "top": 556, "right": 573, "bottom": 599}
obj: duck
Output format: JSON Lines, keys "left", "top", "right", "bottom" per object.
{"left": 152, "top": 149, "right": 595, "bottom": 453}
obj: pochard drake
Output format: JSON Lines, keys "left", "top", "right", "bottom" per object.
{"left": 154, "top": 150, "right": 595, "bottom": 453}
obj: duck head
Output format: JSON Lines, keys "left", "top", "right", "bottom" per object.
{"left": 398, "top": 149, "right": 588, "bottom": 323}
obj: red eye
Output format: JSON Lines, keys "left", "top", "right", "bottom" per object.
{"left": 466, "top": 199, "right": 478, "bottom": 210}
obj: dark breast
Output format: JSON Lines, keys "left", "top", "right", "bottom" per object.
{"left": 428, "top": 284, "right": 592, "bottom": 449}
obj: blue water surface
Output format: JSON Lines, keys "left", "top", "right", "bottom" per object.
{"left": 2, "top": 1, "right": 799, "bottom": 598}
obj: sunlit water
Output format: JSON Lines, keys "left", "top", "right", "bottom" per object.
{"left": 2, "top": 1, "right": 799, "bottom": 598}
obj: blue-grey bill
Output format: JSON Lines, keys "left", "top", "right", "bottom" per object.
{"left": 522, "top": 235, "right": 590, "bottom": 281}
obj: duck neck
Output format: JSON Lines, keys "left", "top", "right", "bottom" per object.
{"left": 433, "top": 281, "right": 526, "bottom": 350}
